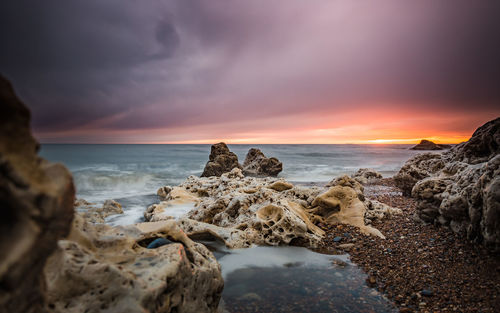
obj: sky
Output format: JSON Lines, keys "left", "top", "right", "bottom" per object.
{"left": 1, "top": 0, "right": 499, "bottom": 144}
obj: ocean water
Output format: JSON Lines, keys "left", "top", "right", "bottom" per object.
{"left": 40, "top": 144, "right": 419, "bottom": 225}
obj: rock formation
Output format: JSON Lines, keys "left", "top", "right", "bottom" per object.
{"left": 201, "top": 142, "right": 242, "bottom": 177}
{"left": 394, "top": 153, "right": 445, "bottom": 196}
{"left": 410, "top": 139, "right": 451, "bottom": 150}
{"left": 0, "top": 76, "right": 75, "bottom": 313}
{"left": 75, "top": 199, "right": 123, "bottom": 223}
{"left": 148, "top": 169, "right": 400, "bottom": 248}
{"left": 397, "top": 117, "right": 500, "bottom": 250}
{"left": 0, "top": 76, "right": 224, "bottom": 313}
{"left": 351, "top": 168, "right": 383, "bottom": 185}
{"left": 242, "top": 148, "right": 283, "bottom": 177}
{"left": 44, "top": 214, "right": 223, "bottom": 313}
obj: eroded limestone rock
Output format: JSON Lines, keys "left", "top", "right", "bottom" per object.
{"left": 76, "top": 199, "right": 123, "bottom": 223}
{"left": 0, "top": 76, "right": 75, "bottom": 313}
{"left": 310, "top": 186, "right": 385, "bottom": 238}
{"left": 201, "top": 143, "right": 241, "bottom": 177}
{"left": 394, "top": 153, "right": 445, "bottom": 195}
{"left": 44, "top": 214, "right": 223, "bottom": 313}
{"left": 242, "top": 148, "right": 283, "bottom": 177}
{"left": 351, "top": 168, "right": 383, "bottom": 185}
{"left": 148, "top": 169, "right": 398, "bottom": 247}
{"left": 399, "top": 117, "right": 500, "bottom": 250}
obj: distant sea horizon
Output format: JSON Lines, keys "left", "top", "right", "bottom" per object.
{"left": 40, "top": 143, "right": 425, "bottom": 225}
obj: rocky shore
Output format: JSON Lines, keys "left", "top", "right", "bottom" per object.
{"left": 320, "top": 178, "right": 500, "bottom": 312}
{"left": 1, "top": 75, "right": 498, "bottom": 313}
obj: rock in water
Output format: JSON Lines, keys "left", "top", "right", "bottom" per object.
{"left": 398, "top": 117, "right": 500, "bottom": 250}
{"left": 242, "top": 148, "right": 282, "bottom": 177}
{"left": 201, "top": 142, "right": 242, "bottom": 177}
{"left": 0, "top": 76, "right": 75, "bottom": 313}
{"left": 410, "top": 139, "right": 450, "bottom": 150}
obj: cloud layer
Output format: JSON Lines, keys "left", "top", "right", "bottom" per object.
{"left": 1, "top": 0, "right": 499, "bottom": 143}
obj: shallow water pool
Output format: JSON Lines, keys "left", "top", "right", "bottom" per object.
{"left": 201, "top": 242, "right": 397, "bottom": 313}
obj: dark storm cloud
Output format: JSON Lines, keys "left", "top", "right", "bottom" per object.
{"left": 0, "top": 0, "right": 499, "bottom": 138}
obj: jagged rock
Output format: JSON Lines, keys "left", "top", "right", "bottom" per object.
{"left": 0, "top": 76, "right": 75, "bottom": 313}
{"left": 44, "top": 214, "right": 223, "bottom": 313}
{"left": 394, "top": 153, "right": 445, "bottom": 195}
{"left": 310, "top": 186, "right": 385, "bottom": 238}
{"left": 201, "top": 143, "right": 241, "bottom": 177}
{"left": 76, "top": 199, "right": 123, "bottom": 223}
{"left": 149, "top": 169, "right": 396, "bottom": 247}
{"left": 364, "top": 200, "right": 402, "bottom": 224}
{"left": 352, "top": 168, "right": 383, "bottom": 185}
{"left": 445, "top": 117, "right": 500, "bottom": 164}
{"left": 410, "top": 139, "right": 451, "bottom": 150}
{"left": 326, "top": 175, "right": 365, "bottom": 200}
{"left": 242, "top": 148, "right": 282, "bottom": 177}
{"left": 157, "top": 186, "right": 172, "bottom": 200}
{"left": 400, "top": 117, "right": 500, "bottom": 250}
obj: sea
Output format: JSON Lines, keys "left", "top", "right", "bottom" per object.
{"left": 40, "top": 144, "right": 419, "bottom": 226}
{"left": 40, "top": 143, "right": 418, "bottom": 312}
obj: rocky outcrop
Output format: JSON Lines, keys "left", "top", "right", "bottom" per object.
{"left": 75, "top": 199, "right": 123, "bottom": 223}
{"left": 148, "top": 169, "right": 400, "bottom": 248}
{"left": 0, "top": 76, "right": 75, "bottom": 313}
{"left": 446, "top": 117, "right": 499, "bottom": 164}
{"left": 410, "top": 139, "right": 451, "bottom": 150}
{"left": 44, "top": 214, "right": 223, "bottom": 313}
{"left": 398, "top": 117, "right": 500, "bottom": 250}
{"left": 394, "top": 153, "right": 445, "bottom": 195}
{"left": 352, "top": 168, "right": 383, "bottom": 184}
{"left": 242, "top": 148, "right": 283, "bottom": 177}
{"left": 201, "top": 143, "right": 242, "bottom": 177}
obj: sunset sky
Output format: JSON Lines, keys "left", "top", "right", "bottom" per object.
{"left": 1, "top": 0, "right": 499, "bottom": 144}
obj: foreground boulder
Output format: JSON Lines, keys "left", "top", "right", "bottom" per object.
{"left": 242, "top": 148, "right": 283, "bottom": 177}
{"left": 148, "top": 169, "right": 399, "bottom": 248}
{"left": 201, "top": 143, "right": 241, "bottom": 177}
{"left": 410, "top": 139, "right": 451, "bottom": 150}
{"left": 0, "top": 76, "right": 75, "bottom": 313}
{"left": 398, "top": 117, "right": 500, "bottom": 250}
{"left": 44, "top": 214, "right": 223, "bottom": 313}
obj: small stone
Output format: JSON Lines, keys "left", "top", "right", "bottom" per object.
{"left": 333, "top": 236, "right": 343, "bottom": 242}
{"left": 421, "top": 289, "right": 433, "bottom": 297}
{"left": 146, "top": 238, "right": 173, "bottom": 249}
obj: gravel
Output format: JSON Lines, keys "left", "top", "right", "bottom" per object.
{"left": 318, "top": 178, "right": 500, "bottom": 313}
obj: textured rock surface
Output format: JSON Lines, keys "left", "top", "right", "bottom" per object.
{"left": 201, "top": 143, "right": 242, "bottom": 177}
{"left": 44, "top": 215, "right": 223, "bottom": 313}
{"left": 148, "top": 169, "right": 399, "bottom": 247}
{"left": 76, "top": 199, "right": 123, "bottom": 223}
{"left": 399, "top": 117, "right": 500, "bottom": 249}
{"left": 0, "top": 76, "right": 75, "bottom": 313}
{"left": 242, "top": 148, "right": 283, "bottom": 177}
{"left": 410, "top": 139, "right": 451, "bottom": 150}
{"left": 394, "top": 153, "right": 445, "bottom": 195}
{"left": 352, "top": 168, "right": 383, "bottom": 185}
{"left": 446, "top": 117, "right": 499, "bottom": 164}
{"left": 310, "top": 186, "right": 385, "bottom": 238}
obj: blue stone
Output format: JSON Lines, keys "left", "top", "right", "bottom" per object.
{"left": 333, "top": 236, "right": 343, "bottom": 242}
{"left": 421, "top": 289, "right": 433, "bottom": 297}
{"left": 147, "top": 238, "right": 172, "bottom": 249}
